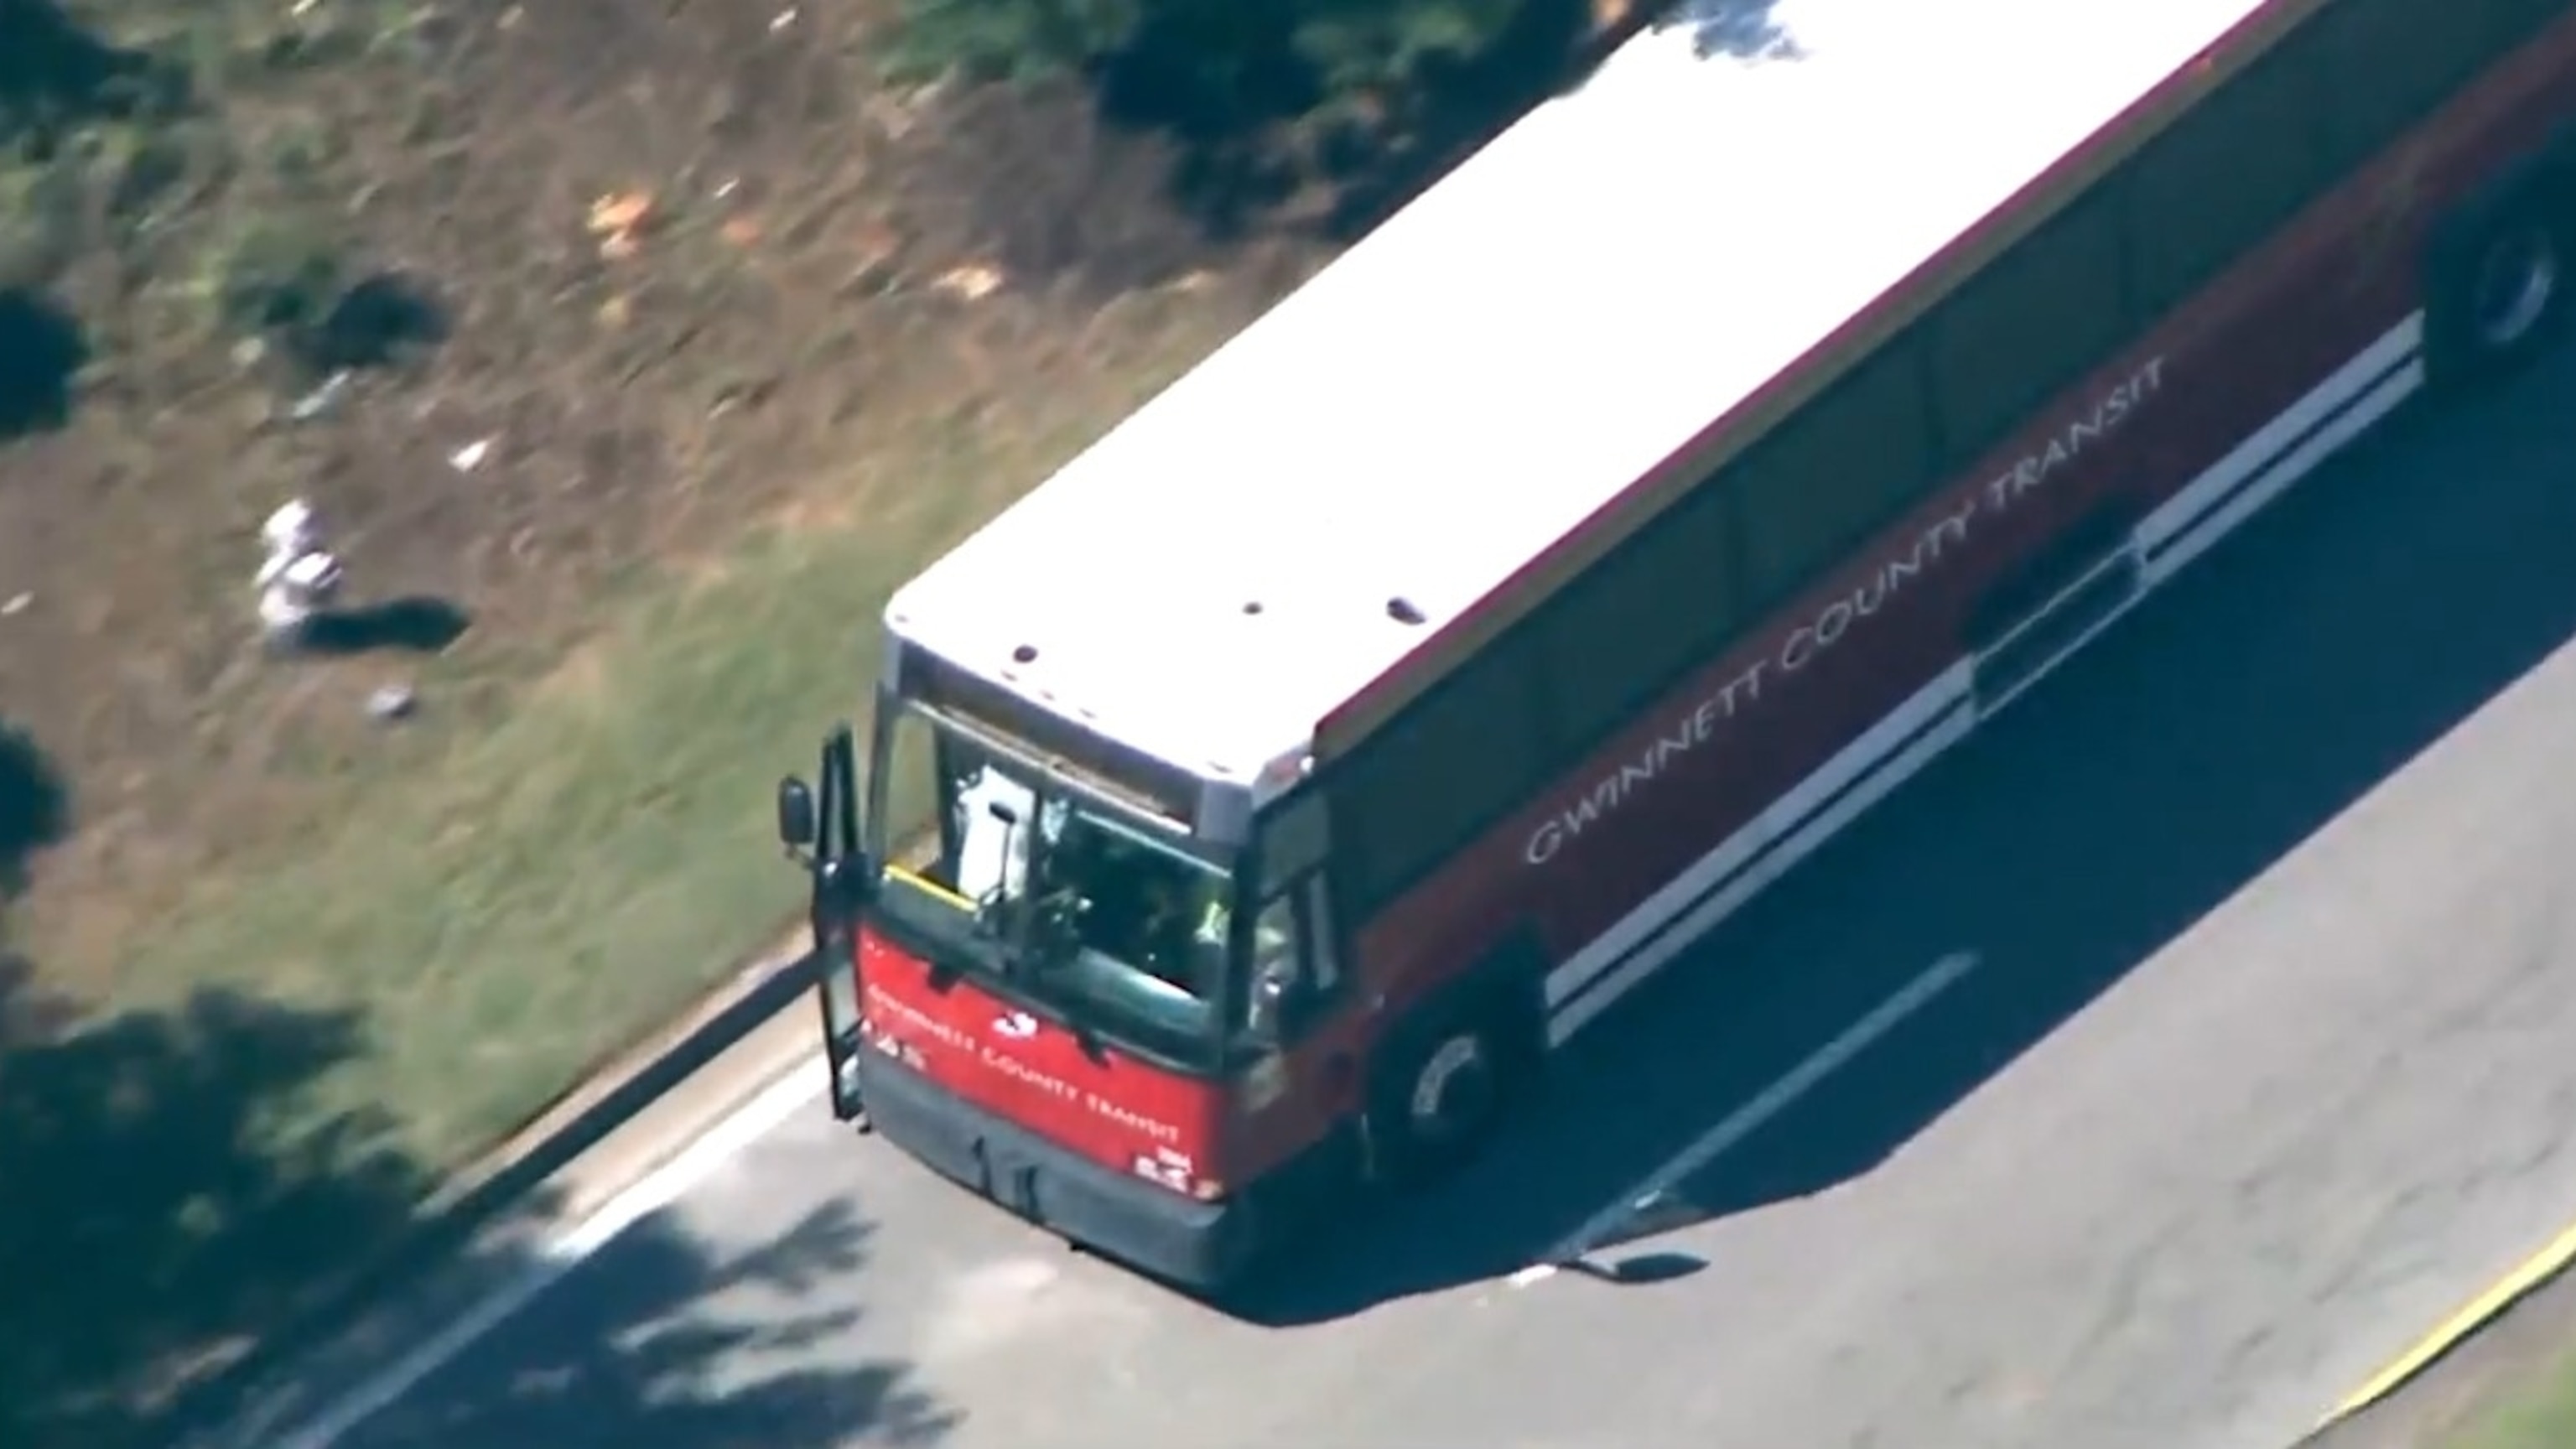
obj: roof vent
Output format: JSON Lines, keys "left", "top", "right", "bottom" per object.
{"left": 1010, "top": 643, "right": 1039, "bottom": 664}
{"left": 1241, "top": 600, "right": 1264, "bottom": 615}
{"left": 1385, "top": 596, "right": 1426, "bottom": 626}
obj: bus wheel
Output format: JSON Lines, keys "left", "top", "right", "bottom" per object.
{"left": 2428, "top": 187, "right": 2570, "bottom": 385}
{"left": 1369, "top": 1010, "right": 1520, "bottom": 1187}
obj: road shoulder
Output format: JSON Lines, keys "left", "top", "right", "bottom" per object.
{"left": 169, "top": 934, "right": 820, "bottom": 1448}
{"left": 2311, "top": 1224, "right": 2576, "bottom": 1447}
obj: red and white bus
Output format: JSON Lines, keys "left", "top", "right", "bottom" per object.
{"left": 776, "top": 0, "right": 2576, "bottom": 1291}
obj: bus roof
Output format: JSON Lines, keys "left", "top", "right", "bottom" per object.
{"left": 885, "top": 0, "right": 2277, "bottom": 793}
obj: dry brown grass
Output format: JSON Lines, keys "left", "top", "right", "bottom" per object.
{"left": 0, "top": 0, "right": 1317, "bottom": 1161}
{"left": 0, "top": 2, "right": 1689, "bottom": 1436}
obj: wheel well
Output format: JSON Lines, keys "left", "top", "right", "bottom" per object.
{"left": 1395, "top": 932, "right": 1549, "bottom": 1077}
{"left": 2421, "top": 156, "right": 2573, "bottom": 385}
{"left": 1356, "top": 933, "right": 1550, "bottom": 1183}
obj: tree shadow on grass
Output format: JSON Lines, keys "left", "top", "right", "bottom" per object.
{"left": 303, "top": 272, "right": 452, "bottom": 376}
{"left": 0, "top": 963, "right": 424, "bottom": 1449}
{"left": 0, "top": 289, "right": 88, "bottom": 439}
{"left": 0, "top": 720, "right": 68, "bottom": 908}
{"left": 253, "top": 269, "right": 454, "bottom": 383}
{"left": 0, "top": 959, "right": 958, "bottom": 1449}
{"left": 0, "top": 0, "right": 186, "bottom": 152}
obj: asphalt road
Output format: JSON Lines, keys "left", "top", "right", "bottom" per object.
{"left": 322, "top": 336, "right": 2576, "bottom": 1449}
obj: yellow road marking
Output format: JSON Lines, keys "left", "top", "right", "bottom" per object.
{"left": 2319, "top": 1216, "right": 2576, "bottom": 1430}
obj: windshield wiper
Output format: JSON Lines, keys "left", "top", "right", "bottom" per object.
{"left": 971, "top": 797, "right": 1029, "bottom": 956}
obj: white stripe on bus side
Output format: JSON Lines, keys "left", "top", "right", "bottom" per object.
{"left": 1544, "top": 665, "right": 1975, "bottom": 1045}
{"left": 1540, "top": 657, "right": 1976, "bottom": 1022}
{"left": 2137, "top": 312, "right": 2426, "bottom": 574}
{"left": 1538, "top": 310, "right": 2428, "bottom": 1046}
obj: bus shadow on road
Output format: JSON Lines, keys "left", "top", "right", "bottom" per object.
{"left": 1230, "top": 342, "right": 2576, "bottom": 1327}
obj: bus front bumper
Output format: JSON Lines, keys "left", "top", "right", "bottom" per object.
{"left": 851, "top": 1052, "right": 1259, "bottom": 1292}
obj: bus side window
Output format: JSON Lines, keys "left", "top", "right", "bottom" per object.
{"left": 2125, "top": 34, "right": 2329, "bottom": 319}
{"left": 2314, "top": 0, "right": 2496, "bottom": 168}
{"left": 1924, "top": 185, "right": 2131, "bottom": 475}
{"left": 1531, "top": 476, "right": 1747, "bottom": 757}
{"left": 1247, "top": 873, "right": 1343, "bottom": 1040}
{"left": 1335, "top": 644, "right": 1550, "bottom": 913}
{"left": 1299, "top": 874, "right": 1343, "bottom": 995}
{"left": 1735, "top": 333, "right": 1938, "bottom": 609}
{"left": 2481, "top": 0, "right": 2570, "bottom": 57}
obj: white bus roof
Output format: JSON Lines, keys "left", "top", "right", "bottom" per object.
{"left": 886, "top": 0, "right": 2277, "bottom": 792}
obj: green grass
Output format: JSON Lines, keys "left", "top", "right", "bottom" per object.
{"left": 2441, "top": 1348, "right": 2576, "bottom": 1448}
{"left": 108, "top": 287, "right": 1262, "bottom": 1172}
{"left": 8, "top": 12, "right": 1308, "bottom": 1430}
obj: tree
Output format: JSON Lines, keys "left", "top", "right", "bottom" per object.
{"left": 885, "top": 0, "right": 1540, "bottom": 125}
{"left": 881, "top": 0, "right": 1146, "bottom": 84}
{"left": 1286, "top": 0, "right": 1529, "bottom": 113}
{"left": 884, "top": 0, "right": 1603, "bottom": 242}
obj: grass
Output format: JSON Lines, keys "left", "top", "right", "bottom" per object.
{"left": 2439, "top": 1348, "right": 2576, "bottom": 1447}
{"left": 0, "top": 0, "right": 1628, "bottom": 1426}
{"left": 1, "top": 0, "right": 1302, "bottom": 1157}
{"left": 2, "top": 0, "right": 1624, "bottom": 1167}
{"left": 1, "top": 0, "right": 1320, "bottom": 1419}
{"left": 100, "top": 280, "right": 1271, "bottom": 1167}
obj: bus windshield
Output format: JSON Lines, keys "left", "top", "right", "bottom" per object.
{"left": 880, "top": 706, "right": 1236, "bottom": 1067}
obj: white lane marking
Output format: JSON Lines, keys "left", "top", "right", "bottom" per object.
{"left": 257, "top": 1061, "right": 827, "bottom": 1449}
{"left": 1521, "top": 948, "right": 1981, "bottom": 1281}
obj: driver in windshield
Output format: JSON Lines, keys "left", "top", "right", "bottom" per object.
{"left": 1078, "top": 837, "right": 1224, "bottom": 993}
{"left": 1135, "top": 869, "right": 1226, "bottom": 990}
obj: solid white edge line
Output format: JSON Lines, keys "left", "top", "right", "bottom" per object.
{"left": 1532, "top": 948, "right": 1981, "bottom": 1272}
{"left": 264, "top": 1059, "right": 827, "bottom": 1449}
{"left": 548, "top": 1061, "right": 827, "bottom": 1260}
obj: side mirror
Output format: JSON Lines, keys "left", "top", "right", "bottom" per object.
{"left": 776, "top": 776, "right": 818, "bottom": 849}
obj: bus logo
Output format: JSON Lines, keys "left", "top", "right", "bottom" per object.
{"left": 995, "top": 1010, "right": 1039, "bottom": 1040}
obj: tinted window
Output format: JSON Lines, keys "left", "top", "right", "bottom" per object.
{"left": 1928, "top": 188, "right": 2132, "bottom": 466}
{"left": 2128, "top": 36, "right": 2330, "bottom": 314}
{"left": 1531, "top": 478, "right": 1744, "bottom": 752}
{"left": 1257, "top": 787, "right": 1330, "bottom": 894}
{"left": 2483, "top": 0, "right": 2573, "bottom": 53}
{"left": 2317, "top": 0, "right": 2498, "bottom": 164}
{"left": 1734, "top": 335, "right": 1938, "bottom": 607}
{"left": 1334, "top": 641, "right": 1549, "bottom": 907}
